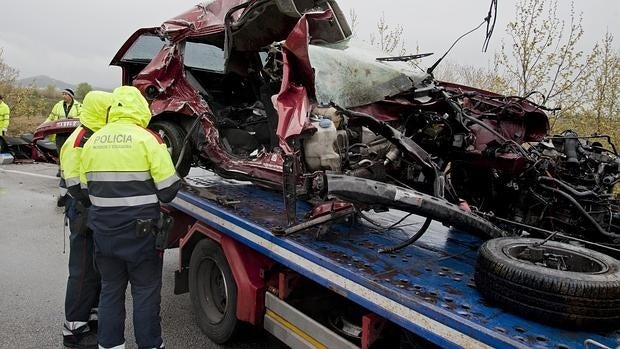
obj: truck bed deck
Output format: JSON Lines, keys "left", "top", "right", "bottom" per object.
{"left": 170, "top": 173, "right": 619, "bottom": 349}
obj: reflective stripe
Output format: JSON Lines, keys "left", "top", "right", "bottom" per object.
{"left": 63, "top": 321, "right": 88, "bottom": 336}
{"left": 99, "top": 343, "right": 125, "bottom": 349}
{"left": 156, "top": 174, "right": 181, "bottom": 190}
{"left": 66, "top": 177, "right": 80, "bottom": 187}
{"left": 87, "top": 171, "right": 152, "bottom": 182}
{"left": 89, "top": 194, "right": 158, "bottom": 207}
{"left": 80, "top": 183, "right": 87, "bottom": 189}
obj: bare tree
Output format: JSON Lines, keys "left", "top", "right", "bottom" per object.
{"left": 0, "top": 48, "right": 18, "bottom": 91}
{"left": 435, "top": 61, "right": 509, "bottom": 93}
{"left": 369, "top": 13, "right": 406, "bottom": 55}
{"left": 496, "top": 0, "right": 591, "bottom": 116}
{"left": 586, "top": 31, "right": 620, "bottom": 132}
{"left": 348, "top": 8, "right": 358, "bottom": 37}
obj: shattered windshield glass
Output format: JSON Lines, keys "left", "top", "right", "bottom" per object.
{"left": 308, "top": 40, "right": 430, "bottom": 108}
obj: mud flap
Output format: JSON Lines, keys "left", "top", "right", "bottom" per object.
{"left": 326, "top": 174, "right": 506, "bottom": 239}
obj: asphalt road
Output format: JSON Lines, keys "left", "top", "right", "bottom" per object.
{"left": 0, "top": 163, "right": 270, "bottom": 349}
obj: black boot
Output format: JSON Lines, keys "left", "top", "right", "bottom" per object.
{"left": 63, "top": 331, "right": 97, "bottom": 349}
{"left": 57, "top": 194, "right": 68, "bottom": 207}
{"left": 87, "top": 319, "right": 98, "bottom": 334}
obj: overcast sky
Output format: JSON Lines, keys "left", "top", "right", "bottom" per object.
{"left": 1, "top": 0, "right": 618, "bottom": 89}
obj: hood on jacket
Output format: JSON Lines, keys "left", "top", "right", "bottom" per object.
{"left": 108, "top": 86, "right": 151, "bottom": 127}
{"left": 80, "top": 91, "right": 113, "bottom": 132}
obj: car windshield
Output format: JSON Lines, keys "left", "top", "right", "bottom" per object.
{"left": 308, "top": 40, "right": 430, "bottom": 108}
{"left": 122, "top": 34, "right": 167, "bottom": 62}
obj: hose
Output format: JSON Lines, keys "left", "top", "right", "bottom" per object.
{"left": 175, "top": 115, "right": 204, "bottom": 171}
{"left": 538, "top": 176, "right": 599, "bottom": 198}
{"left": 378, "top": 218, "right": 432, "bottom": 253}
{"left": 539, "top": 183, "right": 620, "bottom": 239}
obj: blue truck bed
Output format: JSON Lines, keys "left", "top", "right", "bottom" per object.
{"left": 170, "top": 173, "right": 620, "bottom": 349}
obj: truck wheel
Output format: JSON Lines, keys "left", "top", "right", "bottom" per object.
{"left": 475, "top": 237, "right": 620, "bottom": 328}
{"left": 189, "top": 239, "right": 238, "bottom": 343}
{"left": 149, "top": 120, "right": 191, "bottom": 177}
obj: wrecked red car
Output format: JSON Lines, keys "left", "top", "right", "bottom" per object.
{"left": 111, "top": 0, "right": 619, "bottom": 245}
{"left": 107, "top": 0, "right": 620, "bottom": 328}
{"left": 0, "top": 118, "right": 79, "bottom": 164}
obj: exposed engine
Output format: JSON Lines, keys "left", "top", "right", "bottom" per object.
{"left": 201, "top": 42, "right": 619, "bottom": 248}
{"left": 301, "top": 92, "right": 620, "bottom": 246}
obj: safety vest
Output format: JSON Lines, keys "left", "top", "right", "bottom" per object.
{"left": 0, "top": 101, "right": 10, "bottom": 130}
{"left": 80, "top": 86, "right": 180, "bottom": 232}
{"left": 59, "top": 91, "right": 112, "bottom": 197}
{"left": 46, "top": 100, "right": 82, "bottom": 123}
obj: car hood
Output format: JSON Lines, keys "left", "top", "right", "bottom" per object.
{"left": 309, "top": 41, "right": 431, "bottom": 108}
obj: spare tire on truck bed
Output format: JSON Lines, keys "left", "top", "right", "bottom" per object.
{"left": 474, "top": 237, "right": 620, "bottom": 328}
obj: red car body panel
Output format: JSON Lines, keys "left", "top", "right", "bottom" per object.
{"left": 32, "top": 118, "right": 81, "bottom": 142}
{"left": 161, "top": 0, "right": 250, "bottom": 43}
{"left": 274, "top": 11, "right": 335, "bottom": 151}
{"left": 135, "top": 45, "right": 208, "bottom": 118}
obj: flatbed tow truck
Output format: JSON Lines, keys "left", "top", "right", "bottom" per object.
{"left": 163, "top": 171, "right": 620, "bottom": 349}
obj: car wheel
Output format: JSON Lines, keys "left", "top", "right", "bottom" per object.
{"left": 189, "top": 239, "right": 238, "bottom": 344}
{"left": 475, "top": 237, "right": 620, "bottom": 328}
{"left": 149, "top": 120, "right": 191, "bottom": 177}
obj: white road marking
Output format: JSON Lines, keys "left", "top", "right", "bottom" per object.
{"left": 0, "top": 168, "right": 58, "bottom": 180}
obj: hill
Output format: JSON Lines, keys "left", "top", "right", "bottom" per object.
{"left": 17, "top": 75, "right": 75, "bottom": 90}
{"left": 16, "top": 75, "right": 110, "bottom": 92}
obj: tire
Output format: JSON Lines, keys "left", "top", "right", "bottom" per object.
{"left": 149, "top": 120, "right": 191, "bottom": 177}
{"left": 189, "top": 239, "right": 238, "bottom": 344}
{"left": 475, "top": 237, "right": 620, "bottom": 328}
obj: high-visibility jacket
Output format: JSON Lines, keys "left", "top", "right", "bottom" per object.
{"left": 80, "top": 86, "right": 180, "bottom": 232}
{"left": 60, "top": 91, "right": 113, "bottom": 198}
{"left": 46, "top": 99, "right": 82, "bottom": 123}
{"left": 0, "top": 101, "right": 10, "bottom": 130}
{"left": 46, "top": 99, "right": 82, "bottom": 142}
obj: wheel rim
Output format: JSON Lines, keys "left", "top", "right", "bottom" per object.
{"left": 327, "top": 312, "right": 362, "bottom": 341}
{"left": 198, "top": 257, "right": 229, "bottom": 323}
{"left": 503, "top": 243, "right": 608, "bottom": 274}
{"left": 156, "top": 129, "right": 174, "bottom": 155}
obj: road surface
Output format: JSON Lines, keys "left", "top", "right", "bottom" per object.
{"left": 0, "top": 163, "right": 270, "bottom": 349}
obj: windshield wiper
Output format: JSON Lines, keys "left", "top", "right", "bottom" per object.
{"left": 376, "top": 53, "right": 433, "bottom": 62}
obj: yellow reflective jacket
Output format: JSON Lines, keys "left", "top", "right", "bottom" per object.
{"left": 60, "top": 91, "right": 113, "bottom": 196}
{"left": 80, "top": 86, "right": 180, "bottom": 231}
{"left": 46, "top": 99, "right": 82, "bottom": 122}
{"left": 45, "top": 99, "right": 82, "bottom": 142}
{"left": 0, "top": 101, "right": 10, "bottom": 130}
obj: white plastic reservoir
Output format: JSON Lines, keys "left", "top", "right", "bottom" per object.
{"left": 304, "top": 118, "right": 340, "bottom": 172}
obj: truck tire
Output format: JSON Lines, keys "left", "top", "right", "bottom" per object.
{"left": 149, "top": 120, "right": 191, "bottom": 177}
{"left": 189, "top": 239, "right": 238, "bottom": 343}
{"left": 474, "top": 237, "right": 620, "bottom": 328}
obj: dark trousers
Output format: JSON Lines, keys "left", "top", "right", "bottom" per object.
{"left": 94, "top": 229, "right": 163, "bottom": 349}
{"left": 64, "top": 198, "right": 101, "bottom": 334}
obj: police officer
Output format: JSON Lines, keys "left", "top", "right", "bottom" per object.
{"left": 80, "top": 86, "right": 180, "bottom": 349}
{"left": 59, "top": 91, "right": 112, "bottom": 349}
{"left": 0, "top": 94, "right": 10, "bottom": 136}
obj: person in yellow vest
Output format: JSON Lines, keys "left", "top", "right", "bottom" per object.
{"left": 0, "top": 94, "right": 10, "bottom": 136}
{"left": 45, "top": 88, "right": 82, "bottom": 181}
{"left": 46, "top": 88, "right": 82, "bottom": 147}
{"left": 80, "top": 86, "right": 180, "bottom": 349}
{"left": 59, "top": 91, "right": 112, "bottom": 349}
